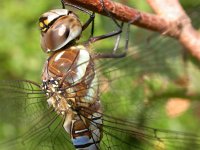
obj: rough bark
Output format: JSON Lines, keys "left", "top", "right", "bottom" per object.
{"left": 63, "top": 0, "right": 200, "bottom": 60}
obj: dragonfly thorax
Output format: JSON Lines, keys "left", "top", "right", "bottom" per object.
{"left": 41, "top": 45, "right": 100, "bottom": 115}
{"left": 42, "top": 45, "right": 98, "bottom": 104}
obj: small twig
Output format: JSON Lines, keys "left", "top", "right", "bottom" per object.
{"left": 64, "top": 0, "right": 175, "bottom": 36}
{"left": 63, "top": 0, "right": 200, "bottom": 60}
{"left": 148, "top": 0, "right": 200, "bottom": 61}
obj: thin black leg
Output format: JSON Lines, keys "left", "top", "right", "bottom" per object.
{"left": 90, "top": 14, "right": 95, "bottom": 38}
{"left": 61, "top": 0, "right": 95, "bottom": 36}
{"left": 88, "top": 0, "right": 122, "bottom": 44}
{"left": 94, "top": 19, "right": 135, "bottom": 59}
{"left": 61, "top": 0, "right": 65, "bottom": 9}
{"left": 60, "top": 0, "right": 141, "bottom": 59}
{"left": 91, "top": 0, "right": 141, "bottom": 58}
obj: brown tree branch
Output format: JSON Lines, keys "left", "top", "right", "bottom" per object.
{"left": 64, "top": 0, "right": 200, "bottom": 60}
{"left": 148, "top": 0, "right": 200, "bottom": 61}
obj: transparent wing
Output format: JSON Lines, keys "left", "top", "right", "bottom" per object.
{"left": 1, "top": 9, "right": 200, "bottom": 150}
{"left": 0, "top": 80, "right": 74, "bottom": 150}
{"left": 1, "top": 33, "right": 200, "bottom": 150}
{"left": 78, "top": 107, "right": 200, "bottom": 150}
{"left": 88, "top": 33, "right": 200, "bottom": 149}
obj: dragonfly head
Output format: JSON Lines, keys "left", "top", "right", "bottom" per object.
{"left": 39, "top": 9, "right": 82, "bottom": 53}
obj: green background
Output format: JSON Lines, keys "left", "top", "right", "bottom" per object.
{"left": 0, "top": 0, "right": 200, "bottom": 149}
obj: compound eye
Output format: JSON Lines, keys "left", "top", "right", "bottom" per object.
{"left": 40, "top": 12, "right": 82, "bottom": 53}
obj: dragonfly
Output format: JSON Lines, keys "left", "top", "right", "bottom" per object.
{"left": 0, "top": 0, "right": 200, "bottom": 150}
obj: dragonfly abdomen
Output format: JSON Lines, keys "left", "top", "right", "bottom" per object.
{"left": 70, "top": 113, "right": 102, "bottom": 150}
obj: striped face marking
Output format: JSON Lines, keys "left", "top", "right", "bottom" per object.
{"left": 39, "top": 22, "right": 44, "bottom": 28}
{"left": 39, "top": 18, "right": 49, "bottom": 32}
{"left": 39, "top": 9, "right": 70, "bottom": 33}
{"left": 44, "top": 19, "right": 49, "bottom": 26}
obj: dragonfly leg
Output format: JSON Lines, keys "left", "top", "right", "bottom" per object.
{"left": 61, "top": 0, "right": 95, "bottom": 37}
{"left": 94, "top": 15, "right": 141, "bottom": 59}
{"left": 88, "top": 0, "right": 122, "bottom": 44}
{"left": 89, "top": 0, "right": 141, "bottom": 59}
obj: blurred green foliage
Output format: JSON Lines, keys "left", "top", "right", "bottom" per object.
{"left": 0, "top": 0, "right": 200, "bottom": 149}
{"left": 0, "top": 0, "right": 199, "bottom": 80}
{"left": 0, "top": 0, "right": 61, "bottom": 80}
